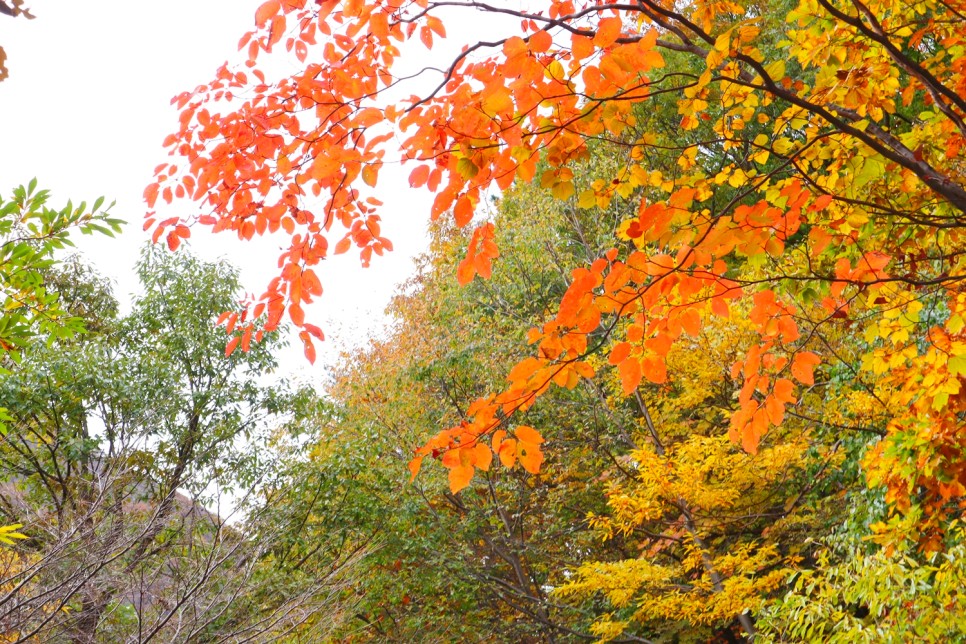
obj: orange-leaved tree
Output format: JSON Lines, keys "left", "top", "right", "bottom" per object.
{"left": 149, "top": 0, "right": 966, "bottom": 547}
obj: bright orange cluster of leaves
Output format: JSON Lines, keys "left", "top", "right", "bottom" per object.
{"left": 150, "top": 0, "right": 966, "bottom": 540}
{"left": 411, "top": 180, "right": 830, "bottom": 486}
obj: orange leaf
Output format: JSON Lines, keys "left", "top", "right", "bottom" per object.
{"left": 448, "top": 464, "right": 474, "bottom": 493}
{"left": 289, "top": 302, "right": 305, "bottom": 326}
{"left": 679, "top": 308, "right": 701, "bottom": 337}
{"left": 419, "top": 25, "right": 434, "bottom": 49}
{"left": 335, "top": 237, "right": 352, "bottom": 254}
{"left": 408, "top": 455, "right": 424, "bottom": 481}
{"left": 408, "top": 164, "right": 430, "bottom": 188}
{"left": 144, "top": 183, "right": 159, "bottom": 208}
{"left": 609, "top": 341, "right": 632, "bottom": 365}
{"left": 809, "top": 194, "right": 834, "bottom": 211}
{"left": 302, "top": 269, "right": 323, "bottom": 295}
{"left": 594, "top": 17, "right": 622, "bottom": 48}
{"left": 773, "top": 378, "right": 796, "bottom": 404}
{"left": 790, "top": 351, "right": 820, "bottom": 386}
{"left": 370, "top": 12, "right": 388, "bottom": 38}
{"left": 764, "top": 394, "right": 785, "bottom": 426}
{"left": 453, "top": 196, "right": 474, "bottom": 227}
{"left": 517, "top": 442, "right": 544, "bottom": 474}
{"left": 303, "top": 336, "right": 316, "bottom": 364}
{"left": 456, "top": 258, "right": 475, "bottom": 285}
{"left": 473, "top": 443, "right": 493, "bottom": 471}
{"left": 744, "top": 407, "right": 769, "bottom": 454}
{"left": 618, "top": 357, "right": 642, "bottom": 395}
{"left": 497, "top": 438, "right": 517, "bottom": 468}
{"left": 269, "top": 15, "right": 286, "bottom": 47}
{"left": 642, "top": 357, "right": 667, "bottom": 384}
{"left": 255, "top": 0, "right": 279, "bottom": 27}
{"left": 166, "top": 231, "right": 181, "bottom": 251}
{"left": 426, "top": 15, "right": 446, "bottom": 37}
{"left": 515, "top": 425, "right": 544, "bottom": 445}
{"left": 507, "top": 357, "right": 541, "bottom": 383}
{"left": 711, "top": 297, "right": 730, "bottom": 318}
{"left": 529, "top": 29, "right": 552, "bottom": 53}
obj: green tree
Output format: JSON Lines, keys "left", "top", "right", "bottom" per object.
{"left": 0, "top": 247, "right": 353, "bottom": 642}
{"left": 0, "top": 181, "right": 121, "bottom": 363}
{"left": 0, "top": 182, "right": 121, "bottom": 546}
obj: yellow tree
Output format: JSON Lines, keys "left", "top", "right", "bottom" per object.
{"left": 552, "top": 296, "right": 850, "bottom": 641}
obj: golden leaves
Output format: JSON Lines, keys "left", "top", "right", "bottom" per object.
{"left": 0, "top": 524, "right": 28, "bottom": 546}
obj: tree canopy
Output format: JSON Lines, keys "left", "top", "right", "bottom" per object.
{"left": 2, "top": 0, "right": 966, "bottom": 640}
{"left": 149, "top": 0, "right": 966, "bottom": 546}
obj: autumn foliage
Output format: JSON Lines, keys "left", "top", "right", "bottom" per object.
{"left": 149, "top": 0, "right": 966, "bottom": 561}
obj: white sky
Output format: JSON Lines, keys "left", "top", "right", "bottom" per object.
{"left": 0, "top": 0, "right": 436, "bottom": 379}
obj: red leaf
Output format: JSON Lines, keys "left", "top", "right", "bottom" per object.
{"left": 303, "top": 336, "right": 316, "bottom": 363}
{"left": 289, "top": 302, "right": 305, "bottom": 326}
{"left": 255, "top": 0, "right": 279, "bottom": 27}
{"left": 454, "top": 196, "right": 474, "bottom": 227}
{"left": 166, "top": 232, "right": 181, "bottom": 251}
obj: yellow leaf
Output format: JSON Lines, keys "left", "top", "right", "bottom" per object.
{"left": 552, "top": 180, "right": 575, "bottom": 201}
{"left": 763, "top": 59, "right": 785, "bottom": 81}
{"left": 482, "top": 88, "right": 513, "bottom": 115}
{"left": 578, "top": 189, "right": 597, "bottom": 209}
{"left": 949, "top": 355, "right": 966, "bottom": 377}
{"left": 0, "top": 523, "right": 28, "bottom": 545}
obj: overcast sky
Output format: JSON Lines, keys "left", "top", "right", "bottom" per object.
{"left": 0, "top": 1, "right": 436, "bottom": 379}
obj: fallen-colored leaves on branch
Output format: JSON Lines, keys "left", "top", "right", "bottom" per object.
{"left": 149, "top": 0, "right": 966, "bottom": 548}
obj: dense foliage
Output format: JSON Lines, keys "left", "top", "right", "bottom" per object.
{"left": 3, "top": 0, "right": 966, "bottom": 641}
